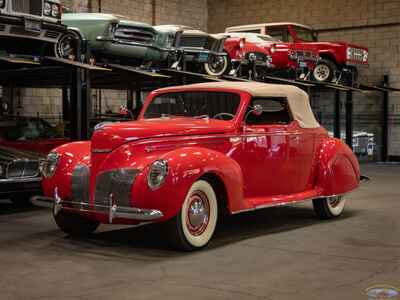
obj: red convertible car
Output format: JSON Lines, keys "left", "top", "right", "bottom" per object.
{"left": 34, "top": 82, "right": 361, "bottom": 251}
{"left": 226, "top": 23, "right": 368, "bottom": 84}
{"left": 205, "top": 32, "right": 318, "bottom": 80}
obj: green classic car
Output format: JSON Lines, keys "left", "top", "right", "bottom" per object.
{"left": 56, "top": 13, "right": 225, "bottom": 68}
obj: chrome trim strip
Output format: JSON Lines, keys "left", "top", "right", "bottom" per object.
{"left": 231, "top": 193, "right": 346, "bottom": 215}
{"left": 0, "top": 176, "right": 41, "bottom": 183}
{"left": 31, "top": 196, "right": 164, "bottom": 222}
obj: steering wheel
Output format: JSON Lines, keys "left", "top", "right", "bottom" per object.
{"left": 213, "top": 112, "right": 235, "bottom": 120}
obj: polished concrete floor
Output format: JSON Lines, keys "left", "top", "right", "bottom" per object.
{"left": 0, "top": 164, "right": 399, "bottom": 300}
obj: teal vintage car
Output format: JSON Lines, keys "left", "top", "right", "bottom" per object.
{"left": 56, "top": 13, "right": 224, "bottom": 68}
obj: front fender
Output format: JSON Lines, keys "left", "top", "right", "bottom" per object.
{"left": 316, "top": 138, "right": 360, "bottom": 196}
{"left": 42, "top": 141, "right": 91, "bottom": 199}
{"left": 131, "top": 146, "right": 247, "bottom": 221}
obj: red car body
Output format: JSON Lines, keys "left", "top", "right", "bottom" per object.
{"left": 223, "top": 32, "right": 318, "bottom": 72}
{"left": 35, "top": 82, "right": 360, "bottom": 250}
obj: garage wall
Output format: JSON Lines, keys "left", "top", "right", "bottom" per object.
{"left": 208, "top": 0, "right": 400, "bottom": 157}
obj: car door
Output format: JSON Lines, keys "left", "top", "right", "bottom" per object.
{"left": 230, "top": 97, "right": 298, "bottom": 199}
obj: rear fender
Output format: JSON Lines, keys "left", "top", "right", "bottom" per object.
{"left": 316, "top": 138, "right": 360, "bottom": 196}
{"left": 132, "top": 146, "right": 248, "bottom": 221}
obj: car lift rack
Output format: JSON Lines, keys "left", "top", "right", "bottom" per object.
{"left": 0, "top": 50, "right": 399, "bottom": 162}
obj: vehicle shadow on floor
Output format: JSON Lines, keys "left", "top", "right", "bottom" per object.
{"left": 0, "top": 199, "right": 41, "bottom": 215}
{"left": 68, "top": 204, "right": 360, "bottom": 256}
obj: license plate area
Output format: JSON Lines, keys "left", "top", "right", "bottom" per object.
{"left": 299, "top": 61, "right": 308, "bottom": 67}
{"left": 24, "top": 19, "right": 42, "bottom": 32}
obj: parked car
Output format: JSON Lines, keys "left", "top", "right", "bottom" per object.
{"left": 205, "top": 32, "right": 318, "bottom": 80}
{"left": 0, "top": 116, "right": 68, "bottom": 154}
{"left": 0, "top": 0, "right": 66, "bottom": 57}
{"left": 33, "top": 82, "right": 360, "bottom": 251}
{"left": 328, "top": 130, "right": 375, "bottom": 157}
{"left": 225, "top": 22, "right": 368, "bottom": 84}
{"left": 56, "top": 13, "right": 225, "bottom": 70}
{"left": 0, "top": 145, "right": 43, "bottom": 205}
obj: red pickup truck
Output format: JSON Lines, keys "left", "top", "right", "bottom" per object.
{"left": 226, "top": 22, "right": 368, "bottom": 84}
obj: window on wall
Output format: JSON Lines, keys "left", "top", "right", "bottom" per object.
{"left": 246, "top": 97, "right": 292, "bottom": 125}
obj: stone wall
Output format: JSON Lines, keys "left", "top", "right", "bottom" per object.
{"left": 208, "top": 0, "right": 400, "bottom": 157}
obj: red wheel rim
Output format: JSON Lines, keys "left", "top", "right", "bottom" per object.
{"left": 186, "top": 190, "right": 210, "bottom": 236}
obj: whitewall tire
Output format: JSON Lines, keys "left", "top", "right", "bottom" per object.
{"left": 204, "top": 55, "right": 229, "bottom": 76}
{"left": 165, "top": 180, "right": 218, "bottom": 251}
{"left": 312, "top": 196, "right": 346, "bottom": 219}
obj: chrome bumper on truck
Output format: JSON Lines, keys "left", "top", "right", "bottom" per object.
{"left": 31, "top": 191, "right": 163, "bottom": 223}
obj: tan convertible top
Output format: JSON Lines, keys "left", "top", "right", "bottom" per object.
{"left": 159, "top": 82, "right": 320, "bottom": 129}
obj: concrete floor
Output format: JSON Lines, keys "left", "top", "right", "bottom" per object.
{"left": 0, "top": 163, "right": 399, "bottom": 300}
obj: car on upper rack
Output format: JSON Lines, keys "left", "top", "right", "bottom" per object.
{"left": 33, "top": 81, "right": 361, "bottom": 251}
{"left": 204, "top": 31, "right": 319, "bottom": 80}
{"left": 225, "top": 22, "right": 368, "bottom": 85}
{"left": 0, "top": 116, "right": 68, "bottom": 154}
{"left": 56, "top": 13, "right": 225, "bottom": 70}
{"left": 0, "top": 145, "right": 43, "bottom": 205}
{"left": 0, "top": 0, "right": 66, "bottom": 58}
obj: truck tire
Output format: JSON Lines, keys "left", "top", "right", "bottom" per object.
{"left": 54, "top": 210, "right": 100, "bottom": 237}
{"left": 313, "top": 59, "right": 337, "bottom": 82}
{"left": 165, "top": 180, "right": 218, "bottom": 251}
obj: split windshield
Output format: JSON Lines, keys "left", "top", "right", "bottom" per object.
{"left": 293, "top": 26, "right": 317, "bottom": 42}
{"left": 143, "top": 91, "right": 241, "bottom": 120}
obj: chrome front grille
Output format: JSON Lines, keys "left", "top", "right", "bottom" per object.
{"left": 6, "top": 160, "right": 40, "bottom": 178}
{"left": 71, "top": 165, "right": 90, "bottom": 208}
{"left": 94, "top": 169, "right": 140, "bottom": 211}
{"left": 114, "top": 26, "right": 155, "bottom": 45}
{"left": 11, "top": 0, "right": 43, "bottom": 16}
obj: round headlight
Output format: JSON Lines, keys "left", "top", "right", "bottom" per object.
{"left": 51, "top": 4, "right": 60, "bottom": 17}
{"left": 0, "top": 0, "right": 5, "bottom": 8}
{"left": 40, "top": 152, "right": 59, "bottom": 178}
{"left": 44, "top": 2, "right": 51, "bottom": 16}
{"left": 147, "top": 160, "right": 168, "bottom": 190}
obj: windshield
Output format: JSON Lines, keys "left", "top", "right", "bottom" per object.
{"left": 293, "top": 26, "right": 317, "bottom": 42}
{"left": 143, "top": 91, "right": 241, "bottom": 121}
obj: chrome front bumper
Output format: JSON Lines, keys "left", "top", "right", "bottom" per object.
{"left": 31, "top": 194, "right": 163, "bottom": 223}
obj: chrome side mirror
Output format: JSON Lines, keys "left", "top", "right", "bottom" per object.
{"left": 252, "top": 104, "right": 263, "bottom": 116}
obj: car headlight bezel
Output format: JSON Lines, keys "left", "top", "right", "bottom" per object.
{"left": 43, "top": 2, "right": 52, "bottom": 16}
{"left": 40, "top": 151, "right": 59, "bottom": 178}
{"left": 51, "top": 3, "right": 60, "bottom": 18}
{"left": 147, "top": 159, "right": 168, "bottom": 190}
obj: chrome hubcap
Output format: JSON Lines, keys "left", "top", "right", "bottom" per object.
{"left": 328, "top": 196, "right": 342, "bottom": 208}
{"left": 58, "top": 34, "right": 77, "bottom": 58}
{"left": 186, "top": 191, "right": 210, "bottom": 236}
{"left": 314, "top": 64, "right": 330, "bottom": 81}
{"left": 209, "top": 55, "right": 226, "bottom": 73}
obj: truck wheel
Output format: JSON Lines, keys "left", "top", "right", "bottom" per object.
{"left": 54, "top": 210, "right": 100, "bottom": 237}
{"left": 204, "top": 55, "right": 230, "bottom": 76}
{"left": 165, "top": 180, "right": 218, "bottom": 251}
{"left": 313, "top": 59, "right": 337, "bottom": 82}
{"left": 312, "top": 196, "right": 346, "bottom": 219}
{"left": 55, "top": 30, "right": 81, "bottom": 59}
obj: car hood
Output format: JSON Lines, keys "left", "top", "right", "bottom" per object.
{"left": 308, "top": 41, "right": 368, "bottom": 50}
{"left": 91, "top": 118, "right": 235, "bottom": 152}
{"left": 0, "top": 146, "right": 44, "bottom": 163}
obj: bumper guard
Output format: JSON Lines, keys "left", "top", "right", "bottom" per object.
{"left": 31, "top": 191, "right": 163, "bottom": 223}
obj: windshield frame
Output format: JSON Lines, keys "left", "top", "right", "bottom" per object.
{"left": 139, "top": 88, "right": 250, "bottom": 127}
{"left": 291, "top": 25, "right": 318, "bottom": 42}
